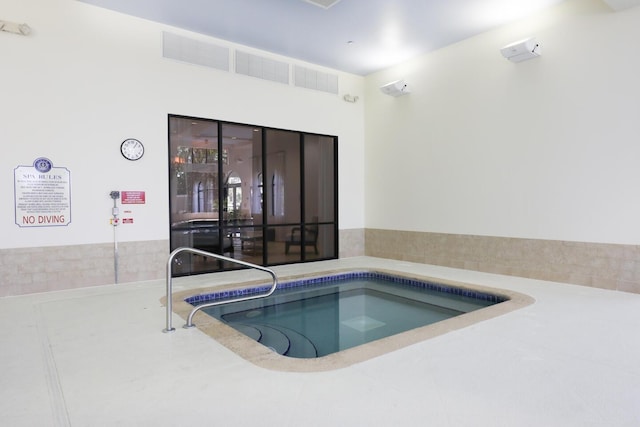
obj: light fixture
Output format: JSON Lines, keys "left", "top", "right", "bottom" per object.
{"left": 379, "top": 80, "right": 410, "bottom": 97}
{"left": 0, "top": 20, "right": 31, "bottom": 36}
{"left": 500, "top": 37, "right": 541, "bottom": 63}
{"left": 343, "top": 94, "right": 359, "bottom": 103}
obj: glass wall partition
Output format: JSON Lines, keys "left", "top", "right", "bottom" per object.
{"left": 169, "top": 115, "right": 338, "bottom": 276}
{"left": 302, "top": 134, "right": 337, "bottom": 261}
{"left": 264, "top": 129, "right": 300, "bottom": 265}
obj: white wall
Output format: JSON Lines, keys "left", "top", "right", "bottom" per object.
{"left": 1, "top": 0, "right": 365, "bottom": 250}
{"left": 365, "top": 0, "right": 640, "bottom": 245}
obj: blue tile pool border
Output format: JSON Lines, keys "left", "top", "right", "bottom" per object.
{"left": 185, "top": 271, "right": 509, "bottom": 306}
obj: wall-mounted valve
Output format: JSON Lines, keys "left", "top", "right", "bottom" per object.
{"left": 109, "top": 191, "right": 120, "bottom": 284}
{"left": 110, "top": 191, "right": 120, "bottom": 226}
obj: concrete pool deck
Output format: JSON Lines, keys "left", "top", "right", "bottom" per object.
{"left": 2, "top": 256, "right": 640, "bottom": 426}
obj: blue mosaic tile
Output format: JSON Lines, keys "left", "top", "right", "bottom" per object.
{"left": 185, "top": 271, "right": 508, "bottom": 306}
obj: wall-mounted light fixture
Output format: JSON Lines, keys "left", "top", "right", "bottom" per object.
{"left": 500, "top": 37, "right": 540, "bottom": 63}
{"left": 0, "top": 19, "right": 31, "bottom": 36}
{"left": 380, "top": 79, "right": 410, "bottom": 97}
{"left": 343, "top": 94, "right": 359, "bottom": 103}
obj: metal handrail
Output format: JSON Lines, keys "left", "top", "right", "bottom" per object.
{"left": 163, "top": 247, "right": 278, "bottom": 333}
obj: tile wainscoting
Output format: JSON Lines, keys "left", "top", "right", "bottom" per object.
{"left": 11, "top": 229, "right": 635, "bottom": 297}
{"left": 0, "top": 230, "right": 365, "bottom": 297}
{"left": 0, "top": 240, "right": 168, "bottom": 297}
{"left": 365, "top": 229, "right": 640, "bottom": 294}
{"left": 339, "top": 228, "right": 365, "bottom": 258}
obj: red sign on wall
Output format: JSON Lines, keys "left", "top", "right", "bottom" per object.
{"left": 121, "top": 191, "right": 146, "bottom": 204}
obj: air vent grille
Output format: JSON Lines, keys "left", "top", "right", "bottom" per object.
{"left": 602, "top": 0, "right": 640, "bottom": 10}
{"left": 294, "top": 65, "right": 338, "bottom": 94}
{"left": 236, "top": 51, "right": 289, "bottom": 85}
{"left": 162, "top": 32, "right": 339, "bottom": 95}
{"left": 162, "top": 32, "right": 229, "bottom": 71}
{"left": 303, "top": 0, "right": 342, "bottom": 9}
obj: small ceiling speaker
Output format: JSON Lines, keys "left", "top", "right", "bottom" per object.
{"left": 380, "top": 80, "right": 410, "bottom": 97}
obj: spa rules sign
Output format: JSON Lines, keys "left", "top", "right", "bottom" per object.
{"left": 14, "top": 157, "right": 71, "bottom": 227}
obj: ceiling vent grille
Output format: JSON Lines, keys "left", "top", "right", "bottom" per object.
{"left": 294, "top": 65, "right": 338, "bottom": 94}
{"left": 303, "top": 0, "right": 342, "bottom": 9}
{"left": 602, "top": 0, "right": 640, "bottom": 10}
{"left": 235, "top": 51, "right": 289, "bottom": 85}
{"left": 162, "top": 32, "right": 229, "bottom": 72}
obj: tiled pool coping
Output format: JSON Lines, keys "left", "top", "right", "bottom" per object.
{"left": 168, "top": 268, "right": 534, "bottom": 372}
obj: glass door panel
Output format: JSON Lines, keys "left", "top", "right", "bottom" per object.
{"left": 265, "top": 129, "right": 301, "bottom": 257}
{"left": 304, "top": 134, "right": 336, "bottom": 224}
{"left": 265, "top": 129, "right": 300, "bottom": 225}
{"left": 222, "top": 123, "right": 263, "bottom": 265}
{"left": 169, "top": 116, "right": 225, "bottom": 274}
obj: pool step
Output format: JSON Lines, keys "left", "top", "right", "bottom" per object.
{"left": 267, "top": 325, "right": 318, "bottom": 359}
{"left": 232, "top": 324, "right": 262, "bottom": 341}
{"left": 252, "top": 324, "right": 290, "bottom": 355}
{"left": 231, "top": 322, "right": 318, "bottom": 358}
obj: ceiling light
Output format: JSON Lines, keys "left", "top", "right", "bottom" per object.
{"left": 500, "top": 37, "right": 541, "bottom": 63}
{"left": 380, "top": 80, "right": 410, "bottom": 97}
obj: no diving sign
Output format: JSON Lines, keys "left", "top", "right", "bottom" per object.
{"left": 14, "top": 158, "right": 71, "bottom": 227}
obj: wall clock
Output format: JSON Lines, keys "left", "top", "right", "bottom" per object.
{"left": 120, "top": 138, "right": 144, "bottom": 161}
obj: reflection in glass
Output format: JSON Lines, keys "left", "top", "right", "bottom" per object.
{"left": 305, "top": 135, "right": 336, "bottom": 224}
{"left": 265, "top": 129, "right": 300, "bottom": 225}
{"left": 169, "top": 115, "right": 337, "bottom": 276}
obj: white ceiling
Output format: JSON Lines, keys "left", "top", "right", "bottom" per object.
{"left": 78, "top": 0, "right": 573, "bottom": 75}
